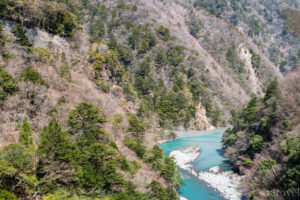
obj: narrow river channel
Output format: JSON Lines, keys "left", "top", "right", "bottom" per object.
{"left": 159, "top": 128, "right": 238, "bottom": 200}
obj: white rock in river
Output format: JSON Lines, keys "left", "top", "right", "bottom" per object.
{"left": 180, "top": 196, "right": 188, "bottom": 200}
{"left": 208, "top": 166, "right": 221, "bottom": 174}
{"left": 197, "top": 171, "right": 243, "bottom": 200}
{"left": 169, "top": 145, "right": 200, "bottom": 170}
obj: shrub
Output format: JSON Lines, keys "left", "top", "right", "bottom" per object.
{"left": 111, "top": 113, "right": 124, "bottom": 130}
{"left": 282, "top": 117, "right": 291, "bottom": 128}
{"left": 19, "top": 117, "right": 34, "bottom": 148}
{"left": 283, "top": 137, "right": 299, "bottom": 156}
{"left": 20, "top": 67, "right": 49, "bottom": 87}
{"left": 224, "top": 134, "right": 236, "bottom": 147}
{"left": 120, "top": 157, "right": 131, "bottom": 172}
{"left": 127, "top": 114, "right": 146, "bottom": 141}
{"left": 0, "top": 68, "right": 18, "bottom": 100}
{"left": 264, "top": 79, "right": 278, "bottom": 101}
{"left": 0, "top": 143, "right": 35, "bottom": 171}
{"left": 0, "top": 189, "right": 17, "bottom": 200}
{"left": 167, "top": 46, "right": 184, "bottom": 66}
{"left": 167, "top": 131, "right": 177, "bottom": 140}
{"left": 156, "top": 25, "right": 170, "bottom": 41}
{"left": 59, "top": 63, "right": 72, "bottom": 82}
{"left": 124, "top": 137, "right": 147, "bottom": 158}
{"left": 12, "top": 24, "right": 33, "bottom": 47}
{"left": 257, "top": 159, "right": 276, "bottom": 172}
{"left": 244, "top": 158, "right": 252, "bottom": 167}
{"left": 248, "top": 134, "right": 264, "bottom": 155}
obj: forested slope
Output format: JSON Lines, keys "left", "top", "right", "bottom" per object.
{"left": 223, "top": 69, "right": 300, "bottom": 200}
{"left": 0, "top": 0, "right": 294, "bottom": 199}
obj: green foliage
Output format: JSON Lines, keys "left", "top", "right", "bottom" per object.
{"left": 167, "top": 46, "right": 184, "bottom": 67}
{"left": 155, "top": 50, "right": 167, "bottom": 67}
{"left": 0, "top": 22, "right": 10, "bottom": 60}
{"left": 68, "top": 102, "right": 106, "bottom": 145}
{"left": 111, "top": 113, "right": 124, "bottom": 130}
{"left": 148, "top": 145, "right": 164, "bottom": 168}
{"left": 264, "top": 79, "right": 278, "bottom": 101}
{"left": 244, "top": 158, "right": 252, "bottom": 167}
{"left": 154, "top": 89, "right": 196, "bottom": 128}
{"left": 18, "top": 117, "right": 34, "bottom": 148}
{"left": 156, "top": 26, "right": 170, "bottom": 41}
{"left": 0, "top": 22, "right": 5, "bottom": 46}
{"left": 161, "top": 157, "right": 177, "bottom": 181}
{"left": 283, "top": 137, "right": 300, "bottom": 157}
{"left": 187, "top": 13, "right": 202, "bottom": 37}
{"left": 224, "top": 133, "right": 236, "bottom": 147}
{"left": 0, "top": 189, "right": 17, "bottom": 200}
{"left": 12, "top": 24, "right": 33, "bottom": 47}
{"left": 37, "top": 104, "right": 126, "bottom": 196}
{"left": 248, "top": 134, "right": 264, "bottom": 155}
{"left": 0, "top": 0, "right": 77, "bottom": 36}
{"left": 167, "top": 132, "right": 177, "bottom": 140}
{"left": 0, "top": 68, "right": 18, "bottom": 100}
{"left": 147, "top": 180, "right": 179, "bottom": 200}
{"left": 247, "top": 15, "right": 263, "bottom": 37}
{"left": 59, "top": 63, "right": 71, "bottom": 82}
{"left": 89, "top": 18, "right": 106, "bottom": 43}
{"left": 282, "top": 117, "right": 291, "bottom": 128}
{"left": 127, "top": 114, "right": 146, "bottom": 142}
{"left": 124, "top": 137, "right": 147, "bottom": 159}
{"left": 249, "top": 48, "right": 261, "bottom": 69}
{"left": 75, "top": 143, "right": 123, "bottom": 190}
{"left": 20, "top": 67, "right": 49, "bottom": 87}
{"left": 243, "top": 95, "right": 258, "bottom": 124}
{"left": 121, "top": 157, "right": 131, "bottom": 172}
{"left": 257, "top": 159, "right": 276, "bottom": 172}
{"left": 0, "top": 144, "right": 35, "bottom": 172}
{"left": 38, "top": 119, "right": 72, "bottom": 161}
{"left": 97, "top": 79, "right": 110, "bottom": 93}
{"left": 194, "top": 0, "right": 227, "bottom": 17}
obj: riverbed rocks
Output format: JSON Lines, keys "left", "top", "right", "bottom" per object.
{"left": 208, "top": 166, "right": 221, "bottom": 174}
{"left": 198, "top": 171, "right": 243, "bottom": 200}
{"left": 169, "top": 145, "right": 200, "bottom": 170}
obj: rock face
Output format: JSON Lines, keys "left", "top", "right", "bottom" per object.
{"left": 169, "top": 145, "right": 200, "bottom": 170}
{"left": 238, "top": 44, "right": 262, "bottom": 95}
{"left": 192, "top": 104, "right": 214, "bottom": 130}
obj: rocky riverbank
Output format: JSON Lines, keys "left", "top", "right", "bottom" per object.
{"left": 169, "top": 145, "right": 200, "bottom": 171}
{"left": 170, "top": 145, "right": 243, "bottom": 200}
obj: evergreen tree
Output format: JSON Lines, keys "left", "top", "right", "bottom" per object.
{"left": 38, "top": 119, "right": 71, "bottom": 161}
{"left": 18, "top": 117, "right": 34, "bottom": 148}
{"left": 68, "top": 102, "right": 106, "bottom": 144}
{"left": 264, "top": 79, "right": 278, "bottom": 101}
{"left": 12, "top": 24, "right": 33, "bottom": 47}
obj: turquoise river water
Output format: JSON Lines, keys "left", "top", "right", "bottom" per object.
{"left": 159, "top": 129, "right": 231, "bottom": 200}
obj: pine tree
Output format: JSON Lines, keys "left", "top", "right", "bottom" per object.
{"left": 18, "top": 117, "right": 34, "bottom": 148}
{"left": 38, "top": 119, "right": 71, "bottom": 161}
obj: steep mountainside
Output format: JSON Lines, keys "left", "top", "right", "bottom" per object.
{"left": 193, "top": 0, "right": 300, "bottom": 73}
{"left": 223, "top": 69, "right": 300, "bottom": 200}
{"left": 0, "top": 0, "right": 294, "bottom": 199}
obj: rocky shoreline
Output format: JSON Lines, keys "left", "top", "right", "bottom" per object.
{"left": 170, "top": 145, "right": 243, "bottom": 200}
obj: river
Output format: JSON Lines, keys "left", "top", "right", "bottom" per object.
{"left": 159, "top": 128, "right": 238, "bottom": 200}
